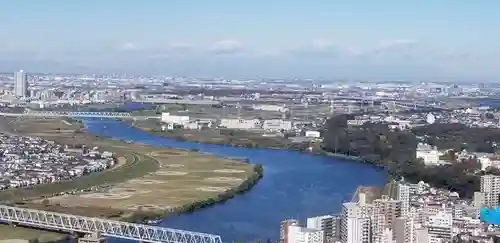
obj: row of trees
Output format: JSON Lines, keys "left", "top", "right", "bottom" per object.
{"left": 322, "top": 114, "right": 481, "bottom": 198}
{"left": 412, "top": 123, "right": 500, "bottom": 153}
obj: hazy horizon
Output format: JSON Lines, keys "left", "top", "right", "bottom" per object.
{"left": 1, "top": 1, "right": 499, "bottom": 81}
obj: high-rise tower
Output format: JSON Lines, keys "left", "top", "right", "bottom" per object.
{"left": 14, "top": 70, "right": 29, "bottom": 98}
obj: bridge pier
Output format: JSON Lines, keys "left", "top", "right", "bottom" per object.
{"left": 77, "top": 233, "right": 106, "bottom": 243}
{"left": 6, "top": 220, "right": 17, "bottom": 227}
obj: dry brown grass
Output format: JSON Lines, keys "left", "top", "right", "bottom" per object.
{"left": 44, "top": 149, "right": 254, "bottom": 211}
{"left": 4, "top": 118, "right": 254, "bottom": 213}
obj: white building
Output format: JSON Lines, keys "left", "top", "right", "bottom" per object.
{"left": 305, "top": 131, "right": 321, "bottom": 138}
{"left": 220, "top": 119, "right": 261, "bottom": 130}
{"left": 340, "top": 202, "right": 371, "bottom": 243}
{"left": 262, "top": 119, "right": 293, "bottom": 131}
{"left": 347, "top": 120, "right": 367, "bottom": 126}
{"left": 161, "top": 113, "right": 190, "bottom": 125}
{"left": 14, "top": 70, "right": 28, "bottom": 98}
{"left": 252, "top": 104, "right": 288, "bottom": 112}
{"left": 415, "top": 143, "right": 440, "bottom": 165}
{"left": 478, "top": 155, "right": 500, "bottom": 171}
{"left": 287, "top": 222, "right": 324, "bottom": 243}
{"left": 480, "top": 174, "right": 500, "bottom": 207}
{"left": 426, "top": 113, "right": 436, "bottom": 124}
{"left": 397, "top": 183, "right": 411, "bottom": 217}
{"left": 307, "top": 215, "right": 340, "bottom": 242}
{"left": 426, "top": 212, "right": 452, "bottom": 243}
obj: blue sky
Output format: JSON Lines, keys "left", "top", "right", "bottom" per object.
{"left": 1, "top": 1, "right": 499, "bottom": 80}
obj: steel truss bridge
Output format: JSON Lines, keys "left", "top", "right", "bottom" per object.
{"left": 0, "top": 111, "right": 159, "bottom": 119}
{"left": 0, "top": 205, "right": 223, "bottom": 243}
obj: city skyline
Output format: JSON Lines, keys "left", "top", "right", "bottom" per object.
{"left": 1, "top": 1, "right": 499, "bottom": 80}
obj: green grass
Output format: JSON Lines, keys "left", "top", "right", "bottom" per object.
{"left": 0, "top": 153, "right": 159, "bottom": 202}
{"left": 0, "top": 224, "right": 65, "bottom": 242}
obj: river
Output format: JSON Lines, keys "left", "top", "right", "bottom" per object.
{"left": 83, "top": 119, "right": 386, "bottom": 243}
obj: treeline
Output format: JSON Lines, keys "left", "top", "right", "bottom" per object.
{"left": 413, "top": 123, "right": 500, "bottom": 153}
{"left": 322, "top": 114, "right": 481, "bottom": 198}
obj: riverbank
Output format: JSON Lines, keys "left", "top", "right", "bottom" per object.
{"left": 129, "top": 120, "right": 311, "bottom": 151}
{"left": 0, "top": 117, "right": 262, "bottom": 241}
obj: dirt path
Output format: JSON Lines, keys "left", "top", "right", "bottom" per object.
{"left": 109, "top": 156, "right": 128, "bottom": 171}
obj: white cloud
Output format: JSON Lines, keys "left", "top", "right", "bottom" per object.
{"left": 378, "top": 39, "right": 417, "bottom": 48}
{"left": 147, "top": 53, "right": 170, "bottom": 60}
{"left": 209, "top": 40, "right": 243, "bottom": 54}
{"left": 119, "top": 42, "right": 140, "bottom": 51}
{"left": 169, "top": 43, "right": 193, "bottom": 51}
{"left": 310, "top": 39, "right": 333, "bottom": 51}
{"left": 289, "top": 40, "right": 338, "bottom": 57}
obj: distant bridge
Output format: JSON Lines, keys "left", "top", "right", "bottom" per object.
{"left": 0, "top": 111, "right": 160, "bottom": 119}
{"left": 137, "top": 99, "right": 221, "bottom": 105}
{"left": 0, "top": 205, "right": 222, "bottom": 243}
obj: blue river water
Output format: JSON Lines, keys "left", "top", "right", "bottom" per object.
{"left": 83, "top": 119, "right": 386, "bottom": 242}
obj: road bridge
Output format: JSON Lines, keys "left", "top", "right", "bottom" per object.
{"left": 0, "top": 111, "right": 160, "bottom": 119}
{"left": 0, "top": 205, "right": 222, "bottom": 243}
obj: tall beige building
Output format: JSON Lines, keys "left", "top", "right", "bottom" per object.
{"left": 394, "top": 217, "right": 416, "bottom": 243}
{"left": 371, "top": 195, "right": 402, "bottom": 243}
{"left": 480, "top": 174, "right": 500, "bottom": 207}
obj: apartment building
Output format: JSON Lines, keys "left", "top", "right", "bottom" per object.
{"left": 426, "top": 211, "right": 453, "bottom": 243}
{"left": 371, "top": 195, "right": 402, "bottom": 243}
{"left": 340, "top": 202, "right": 371, "bottom": 243}
{"left": 394, "top": 217, "right": 417, "bottom": 243}
{"left": 307, "top": 215, "right": 341, "bottom": 242}
{"left": 397, "top": 183, "right": 411, "bottom": 217}
{"left": 287, "top": 223, "right": 324, "bottom": 243}
{"left": 281, "top": 219, "right": 300, "bottom": 243}
{"left": 480, "top": 174, "right": 500, "bottom": 207}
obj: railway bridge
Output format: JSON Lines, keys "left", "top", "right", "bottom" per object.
{"left": 0, "top": 205, "right": 222, "bottom": 243}
{"left": 0, "top": 111, "right": 160, "bottom": 120}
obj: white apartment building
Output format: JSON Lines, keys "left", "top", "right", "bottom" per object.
{"left": 219, "top": 119, "right": 261, "bottom": 130}
{"left": 397, "top": 183, "right": 411, "bottom": 217}
{"left": 281, "top": 219, "right": 299, "bottom": 243}
{"left": 479, "top": 156, "right": 500, "bottom": 171}
{"left": 426, "top": 212, "right": 453, "bottom": 243}
{"left": 415, "top": 143, "right": 440, "bottom": 165}
{"left": 340, "top": 202, "right": 371, "bottom": 243}
{"left": 480, "top": 174, "right": 500, "bottom": 207}
{"left": 287, "top": 223, "right": 324, "bottom": 243}
{"left": 307, "top": 215, "right": 341, "bottom": 242}
{"left": 381, "top": 228, "right": 394, "bottom": 243}
{"left": 262, "top": 119, "right": 293, "bottom": 131}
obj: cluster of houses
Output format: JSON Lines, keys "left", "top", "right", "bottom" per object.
{"left": 0, "top": 134, "right": 115, "bottom": 190}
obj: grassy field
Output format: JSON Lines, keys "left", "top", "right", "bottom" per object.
{"left": 0, "top": 117, "right": 256, "bottom": 240}
{"left": 44, "top": 149, "right": 254, "bottom": 213}
{"left": 0, "top": 225, "right": 64, "bottom": 242}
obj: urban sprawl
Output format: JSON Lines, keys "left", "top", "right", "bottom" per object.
{"left": 3, "top": 70, "right": 500, "bottom": 243}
